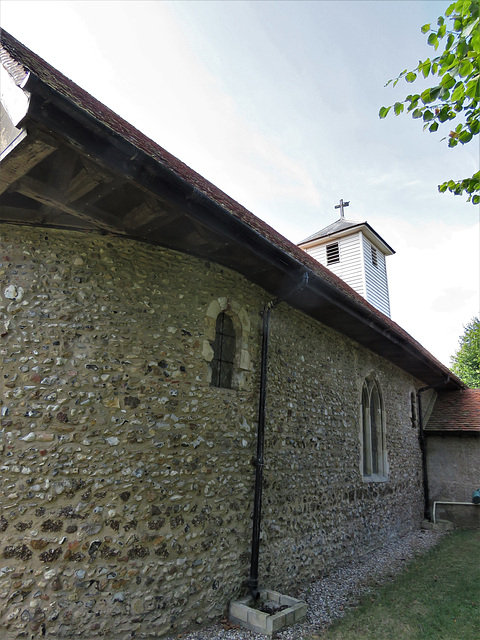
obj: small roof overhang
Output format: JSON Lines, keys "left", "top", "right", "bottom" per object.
{"left": 425, "top": 389, "right": 480, "bottom": 433}
{"left": 299, "top": 219, "right": 395, "bottom": 256}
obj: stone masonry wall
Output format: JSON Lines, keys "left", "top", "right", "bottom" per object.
{"left": 0, "top": 225, "right": 424, "bottom": 639}
{"left": 427, "top": 434, "right": 480, "bottom": 528}
{"left": 259, "top": 306, "right": 424, "bottom": 590}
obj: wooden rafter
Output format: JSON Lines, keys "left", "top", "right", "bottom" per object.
{"left": 38, "top": 145, "right": 79, "bottom": 219}
{"left": 14, "top": 174, "right": 124, "bottom": 234}
{"left": 0, "top": 132, "right": 57, "bottom": 196}
{"left": 121, "top": 200, "right": 168, "bottom": 230}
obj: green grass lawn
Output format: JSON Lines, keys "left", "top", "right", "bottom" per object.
{"left": 318, "top": 530, "right": 480, "bottom": 640}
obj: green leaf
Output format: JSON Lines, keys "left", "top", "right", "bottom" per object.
{"left": 420, "top": 88, "right": 431, "bottom": 104}
{"left": 445, "top": 3, "right": 455, "bottom": 17}
{"left": 379, "top": 106, "right": 391, "bottom": 119}
{"left": 394, "top": 101, "right": 404, "bottom": 115}
{"left": 446, "top": 33, "right": 455, "bottom": 49}
{"left": 452, "top": 83, "right": 466, "bottom": 100}
{"left": 459, "top": 60, "right": 473, "bottom": 77}
{"left": 440, "top": 73, "right": 455, "bottom": 88}
{"left": 466, "top": 78, "right": 480, "bottom": 98}
{"left": 406, "top": 72, "right": 417, "bottom": 82}
{"left": 472, "top": 31, "right": 480, "bottom": 53}
{"left": 412, "top": 108, "right": 424, "bottom": 119}
{"left": 423, "top": 109, "right": 434, "bottom": 121}
{"left": 421, "top": 23, "right": 431, "bottom": 33}
{"left": 468, "top": 118, "right": 480, "bottom": 134}
{"left": 443, "top": 51, "right": 456, "bottom": 68}
{"left": 427, "top": 32, "right": 439, "bottom": 48}
{"left": 438, "top": 106, "right": 452, "bottom": 122}
{"left": 429, "top": 121, "right": 439, "bottom": 132}
{"left": 459, "top": 130, "right": 473, "bottom": 143}
{"left": 420, "top": 59, "right": 431, "bottom": 77}
{"left": 438, "top": 24, "right": 447, "bottom": 38}
{"left": 458, "top": 39, "right": 468, "bottom": 57}
{"left": 472, "top": 195, "right": 480, "bottom": 204}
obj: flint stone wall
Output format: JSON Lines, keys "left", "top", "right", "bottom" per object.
{"left": 0, "top": 225, "right": 424, "bottom": 638}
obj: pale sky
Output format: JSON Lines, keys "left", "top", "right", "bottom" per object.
{"left": 1, "top": 0, "right": 479, "bottom": 368}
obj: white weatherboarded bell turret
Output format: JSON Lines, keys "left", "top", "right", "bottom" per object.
{"left": 298, "top": 200, "right": 395, "bottom": 318}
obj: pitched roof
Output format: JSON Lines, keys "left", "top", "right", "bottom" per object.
{"left": 299, "top": 218, "right": 395, "bottom": 255}
{"left": 300, "top": 217, "right": 364, "bottom": 243}
{"left": 0, "top": 30, "right": 465, "bottom": 391}
{"left": 426, "top": 389, "right": 480, "bottom": 432}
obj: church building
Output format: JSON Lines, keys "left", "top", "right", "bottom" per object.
{"left": 0, "top": 31, "right": 476, "bottom": 640}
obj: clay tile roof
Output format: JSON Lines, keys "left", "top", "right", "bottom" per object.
{"left": 426, "top": 389, "right": 480, "bottom": 432}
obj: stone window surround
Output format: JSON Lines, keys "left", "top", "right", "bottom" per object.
{"left": 203, "top": 297, "right": 251, "bottom": 390}
{"left": 360, "top": 373, "right": 388, "bottom": 483}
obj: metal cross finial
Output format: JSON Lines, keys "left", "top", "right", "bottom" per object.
{"left": 335, "top": 199, "right": 350, "bottom": 218}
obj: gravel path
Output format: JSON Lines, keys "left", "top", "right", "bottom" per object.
{"left": 167, "top": 529, "right": 444, "bottom": 640}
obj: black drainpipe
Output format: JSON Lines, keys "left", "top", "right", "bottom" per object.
{"left": 248, "top": 273, "right": 308, "bottom": 599}
{"left": 417, "top": 376, "right": 449, "bottom": 520}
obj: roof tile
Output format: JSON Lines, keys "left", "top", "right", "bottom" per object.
{"left": 426, "top": 389, "right": 480, "bottom": 432}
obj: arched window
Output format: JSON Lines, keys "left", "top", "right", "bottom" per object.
{"left": 361, "top": 375, "right": 387, "bottom": 479}
{"left": 210, "top": 312, "right": 236, "bottom": 389}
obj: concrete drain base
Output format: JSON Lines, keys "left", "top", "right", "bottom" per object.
{"left": 229, "top": 589, "right": 307, "bottom": 636}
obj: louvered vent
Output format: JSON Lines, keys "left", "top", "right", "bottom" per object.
{"left": 326, "top": 242, "right": 340, "bottom": 265}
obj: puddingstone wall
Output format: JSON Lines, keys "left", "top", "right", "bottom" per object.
{"left": 0, "top": 225, "right": 424, "bottom": 639}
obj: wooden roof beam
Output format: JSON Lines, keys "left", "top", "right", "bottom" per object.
{"left": 0, "top": 132, "right": 57, "bottom": 195}
{"left": 14, "top": 174, "right": 124, "bottom": 234}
